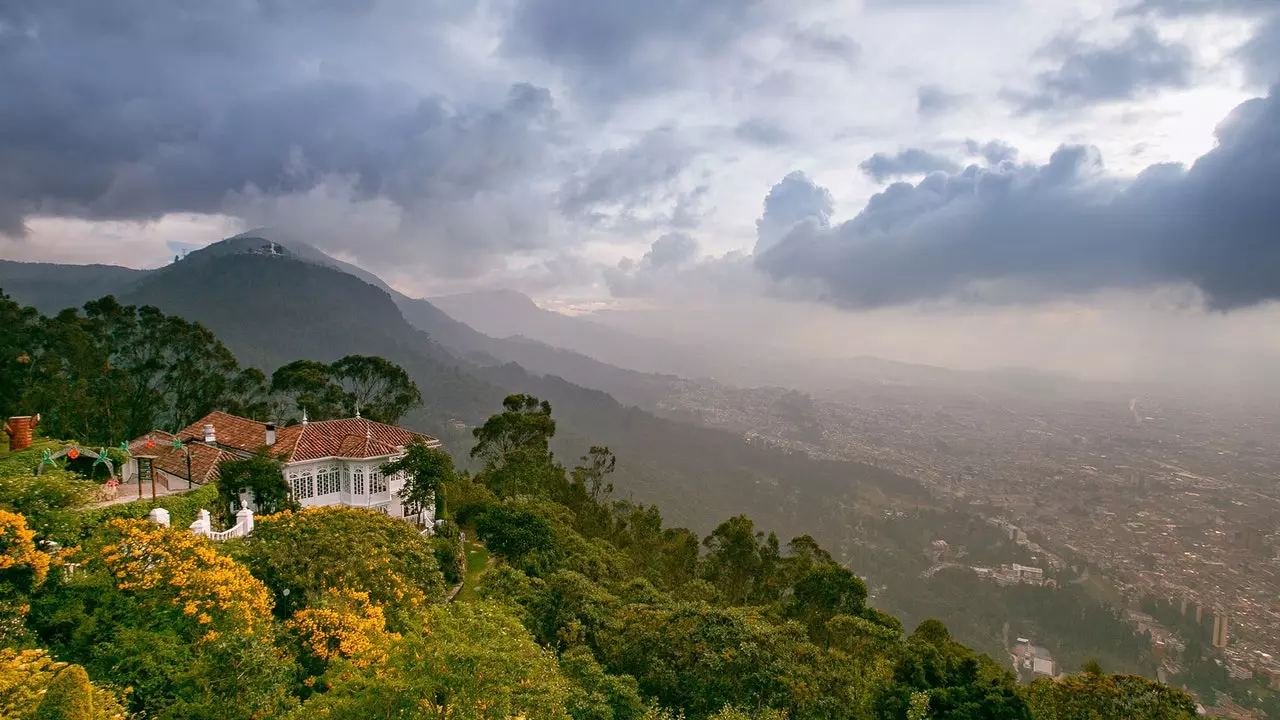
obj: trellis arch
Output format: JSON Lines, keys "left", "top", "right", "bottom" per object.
{"left": 35, "top": 445, "right": 115, "bottom": 479}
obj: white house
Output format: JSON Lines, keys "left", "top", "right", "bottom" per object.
{"left": 127, "top": 410, "right": 441, "bottom": 527}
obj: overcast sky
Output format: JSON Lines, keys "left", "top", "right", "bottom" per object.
{"left": 3, "top": 0, "right": 1279, "bottom": 383}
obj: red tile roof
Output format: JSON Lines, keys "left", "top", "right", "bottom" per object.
{"left": 171, "top": 412, "right": 439, "bottom": 463}
{"left": 127, "top": 431, "right": 237, "bottom": 485}
{"left": 176, "top": 411, "right": 270, "bottom": 453}
{"left": 272, "top": 417, "right": 439, "bottom": 462}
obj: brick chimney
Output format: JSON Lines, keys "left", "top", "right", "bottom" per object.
{"left": 265, "top": 422, "right": 276, "bottom": 447}
{"left": 4, "top": 414, "right": 39, "bottom": 452}
{"left": 202, "top": 423, "right": 217, "bottom": 444}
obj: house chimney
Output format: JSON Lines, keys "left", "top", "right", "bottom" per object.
{"left": 202, "top": 423, "right": 217, "bottom": 444}
{"left": 4, "top": 414, "right": 39, "bottom": 452}
{"left": 265, "top": 422, "right": 276, "bottom": 447}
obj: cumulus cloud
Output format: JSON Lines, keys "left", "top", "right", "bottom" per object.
{"left": 859, "top": 149, "right": 962, "bottom": 183}
{"left": 754, "top": 172, "right": 834, "bottom": 254}
{"left": 965, "top": 139, "right": 1019, "bottom": 166}
{"left": 604, "top": 232, "right": 699, "bottom": 296}
{"left": 1010, "top": 27, "right": 1195, "bottom": 112}
{"left": 755, "top": 88, "right": 1280, "bottom": 310}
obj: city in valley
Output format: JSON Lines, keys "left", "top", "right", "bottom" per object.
{"left": 655, "top": 368, "right": 1280, "bottom": 689}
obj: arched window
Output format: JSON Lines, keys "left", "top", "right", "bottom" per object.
{"left": 370, "top": 469, "right": 387, "bottom": 494}
{"left": 342, "top": 465, "right": 351, "bottom": 494}
{"left": 353, "top": 467, "right": 365, "bottom": 495}
{"left": 294, "top": 470, "right": 315, "bottom": 500}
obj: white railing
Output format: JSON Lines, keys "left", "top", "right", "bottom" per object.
{"left": 174, "top": 507, "right": 255, "bottom": 542}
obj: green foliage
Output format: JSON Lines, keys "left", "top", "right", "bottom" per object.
{"left": 10, "top": 295, "right": 265, "bottom": 444}
{"left": 71, "top": 482, "right": 218, "bottom": 544}
{"left": 876, "top": 619, "right": 1031, "bottom": 720}
{"left": 290, "top": 601, "right": 572, "bottom": 720}
{"left": 271, "top": 355, "right": 422, "bottom": 425}
{"left": 0, "top": 439, "right": 95, "bottom": 540}
{"left": 215, "top": 452, "right": 295, "bottom": 517}
{"left": 432, "top": 519, "right": 466, "bottom": 586}
{"left": 560, "top": 645, "right": 648, "bottom": 720}
{"left": 234, "top": 506, "right": 446, "bottom": 631}
{"left": 329, "top": 354, "right": 423, "bottom": 425}
{"left": 382, "top": 438, "right": 455, "bottom": 519}
{"left": 471, "top": 394, "right": 556, "bottom": 468}
{"left": 1023, "top": 672, "right": 1198, "bottom": 719}
{"left": 701, "top": 515, "right": 766, "bottom": 605}
{"left": 270, "top": 359, "right": 348, "bottom": 422}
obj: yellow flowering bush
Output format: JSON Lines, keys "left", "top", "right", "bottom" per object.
{"left": 0, "top": 648, "right": 127, "bottom": 720}
{"left": 238, "top": 506, "right": 446, "bottom": 631}
{"left": 288, "top": 587, "right": 399, "bottom": 669}
{"left": 0, "top": 510, "right": 49, "bottom": 585}
{"left": 99, "top": 518, "right": 274, "bottom": 642}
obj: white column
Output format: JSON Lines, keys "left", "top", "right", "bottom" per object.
{"left": 147, "top": 507, "right": 171, "bottom": 527}
{"left": 236, "top": 506, "right": 255, "bottom": 534}
{"left": 189, "top": 509, "right": 211, "bottom": 536}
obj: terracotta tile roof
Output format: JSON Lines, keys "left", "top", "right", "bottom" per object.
{"left": 272, "top": 417, "right": 439, "bottom": 462}
{"left": 128, "top": 431, "right": 237, "bottom": 485}
{"left": 176, "top": 411, "right": 269, "bottom": 453}
{"left": 169, "top": 411, "right": 439, "bottom": 463}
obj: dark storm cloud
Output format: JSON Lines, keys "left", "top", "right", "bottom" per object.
{"left": 754, "top": 172, "right": 833, "bottom": 253}
{"left": 1011, "top": 27, "right": 1195, "bottom": 112}
{"left": 917, "top": 85, "right": 970, "bottom": 117}
{"left": 965, "top": 139, "right": 1019, "bottom": 166}
{"left": 0, "top": 0, "right": 577, "bottom": 272}
{"left": 859, "top": 149, "right": 961, "bottom": 183}
{"left": 754, "top": 88, "right": 1280, "bottom": 310}
{"left": 501, "top": 0, "right": 771, "bottom": 99}
{"left": 1240, "top": 14, "right": 1280, "bottom": 85}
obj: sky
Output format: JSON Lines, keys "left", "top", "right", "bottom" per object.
{"left": 2, "top": 0, "right": 1280, "bottom": 384}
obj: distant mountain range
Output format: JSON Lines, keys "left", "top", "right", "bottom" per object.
{"left": 0, "top": 233, "right": 926, "bottom": 532}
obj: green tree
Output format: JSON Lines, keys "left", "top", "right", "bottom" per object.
{"left": 471, "top": 394, "right": 556, "bottom": 469}
{"left": 215, "top": 452, "right": 295, "bottom": 518}
{"left": 329, "top": 354, "right": 422, "bottom": 424}
{"left": 289, "top": 601, "right": 571, "bottom": 720}
{"left": 702, "top": 515, "right": 764, "bottom": 605}
{"left": 875, "top": 619, "right": 1029, "bottom": 720}
{"left": 13, "top": 296, "right": 262, "bottom": 443}
{"left": 381, "top": 438, "right": 455, "bottom": 520}
{"left": 0, "top": 292, "right": 40, "bottom": 421}
{"left": 560, "top": 645, "right": 647, "bottom": 720}
{"left": 270, "top": 359, "right": 346, "bottom": 422}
